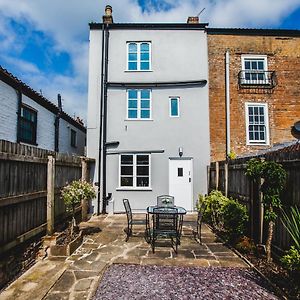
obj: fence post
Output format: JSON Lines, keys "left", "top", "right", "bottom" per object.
{"left": 215, "top": 161, "right": 219, "bottom": 190}
{"left": 47, "top": 155, "right": 55, "bottom": 235}
{"left": 224, "top": 162, "right": 228, "bottom": 197}
{"left": 81, "top": 157, "right": 88, "bottom": 221}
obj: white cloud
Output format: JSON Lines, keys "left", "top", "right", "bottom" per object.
{"left": 0, "top": 0, "right": 299, "bottom": 122}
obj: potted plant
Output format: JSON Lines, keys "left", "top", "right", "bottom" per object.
{"left": 49, "top": 180, "right": 96, "bottom": 256}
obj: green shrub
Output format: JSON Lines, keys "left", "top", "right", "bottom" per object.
{"left": 222, "top": 199, "right": 249, "bottom": 242}
{"left": 202, "top": 190, "right": 228, "bottom": 229}
{"left": 281, "top": 246, "right": 300, "bottom": 274}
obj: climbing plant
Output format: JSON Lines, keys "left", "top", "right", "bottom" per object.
{"left": 246, "top": 158, "right": 287, "bottom": 262}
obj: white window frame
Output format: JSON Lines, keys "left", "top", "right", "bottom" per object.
{"left": 245, "top": 102, "right": 269, "bottom": 146}
{"left": 241, "top": 55, "right": 268, "bottom": 84}
{"left": 169, "top": 96, "right": 180, "bottom": 118}
{"left": 118, "top": 154, "right": 152, "bottom": 190}
{"left": 126, "top": 89, "right": 152, "bottom": 120}
{"left": 126, "top": 41, "right": 152, "bottom": 72}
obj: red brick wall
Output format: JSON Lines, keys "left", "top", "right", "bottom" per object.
{"left": 208, "top": 34, "right": 300, "bottom": 161}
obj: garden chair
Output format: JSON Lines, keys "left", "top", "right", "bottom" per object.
{"left": 157, "top": 195, "right": 175, "bottom": 207}
{"left": 193, "top": 202, "right": 206, "bottom": 244}
{"left": 151, "top": 207, "right": 181, "bottom": 253}
{"left": 123, "top": 198, "right": 146, "bottom": 242}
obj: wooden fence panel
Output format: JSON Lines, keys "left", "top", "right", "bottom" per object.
{"left": 209, "top": 151, "right": 300, "bottom": 252}
{"left": 0, "top": 140, "right": 95, "bottom": 254}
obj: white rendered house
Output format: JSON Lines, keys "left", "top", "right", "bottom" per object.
{"left": 87, "top": 6, "right": 210, "bottom": 214}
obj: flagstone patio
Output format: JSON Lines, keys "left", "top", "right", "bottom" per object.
{"left": 0, "top": 213, "right": 278, "bottom": 300}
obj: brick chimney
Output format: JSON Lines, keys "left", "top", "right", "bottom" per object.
{"left": 187, "top": 16, "right": 199, "bottom": 24}
{"left": 103, "top": 5, "right": 113, "bottom": 24}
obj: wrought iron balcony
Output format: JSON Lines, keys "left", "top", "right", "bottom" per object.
{"left": 238, "top": 70, "right": 276, "bottom": 88}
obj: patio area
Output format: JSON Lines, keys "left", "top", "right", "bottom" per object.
{"left": 0, "top": 214, "right": 279, "bottom": 300}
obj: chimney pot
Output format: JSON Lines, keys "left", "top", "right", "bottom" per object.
{"left": 103, "top": 5, "right": 113, "bottom": 24}
{"left": 187, "top": 16, "right": 199, "bottom": 24}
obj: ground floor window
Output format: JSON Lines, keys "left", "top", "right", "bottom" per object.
{"left": 245, "top": 102, "right": 269, "bottom": 145}
{"left": 119, "top": 154, "right": 151, "bottom": 188}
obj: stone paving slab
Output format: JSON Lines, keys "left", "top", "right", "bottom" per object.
{"left": 0, "top": 213, "right": 249, "bottom": 300}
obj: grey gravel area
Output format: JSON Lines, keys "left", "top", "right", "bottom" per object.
{"left": 94, "top": 264, "right": 279, "bottom": 300}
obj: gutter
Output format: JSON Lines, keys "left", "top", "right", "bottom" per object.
{"left": 101, "top": 24, "right": 110, "bottom": 214}
{"left": 97, "top": 24, "right": 105, "bottom": 215}
{"left": 54, "top": 94, "right": 62, "bottom": 152}
{"left": 16, "top": 88, "right": 22, "bottom": 143}
{"left": 107, "top": 80, "right": 207, "bottom": 88}
{"left": 225, "top": 50, "right": 230, "bottom": 159}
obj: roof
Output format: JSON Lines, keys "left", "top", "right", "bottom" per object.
{"left": 89, "top": 22, "right": 208, "bottom": 30}
{"left": 0, "top": 66, "right": 86, "bottom": 133}
{"left": 207, "top": 27, "right": 300, "bottom": 37}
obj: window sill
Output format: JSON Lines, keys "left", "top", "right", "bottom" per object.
{"left": 116, "top": 187, "right": 152, "bottom": 191}
{"left": 125, "top": 119, "right": 153, "bottom": 121}
{"left": 124, "top": 70, "right": 153, "bottom": 72}
{"left": 247, "top": 142, "right": 269, "bottom": 146}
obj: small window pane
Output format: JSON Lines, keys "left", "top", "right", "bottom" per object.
{"left": 249, "top": 131, "right": 254, "bottom": 140}
{"left": 140, "top": 53, "right": 149, "bottom": 61}
{"left": 249, "top": 116, "right": 254, "bottom": 123}
{"left": 260, "top": 116, "right": 264, "bottom": 123}
{"left": 245, "top": 61, "right": 250, "bottom": 69}
{"left": 140, "top": 43, "right": 149, "bottom": 51}
{"left": 140, "top": 62, "right": 149, "bottom": 70}
{"left": 137, "top": 166, "right": 149, "bottom": 176}
{"left": 128, "top": 53, "right": 137, "bottom": 61}
{"left": 254, "top": 107, "right": 258, "bottom": 114}
{"left": 178, "top": 168, "right": 183, "bottom": 177}
{"left": 171, "top": 98, "right": 179, "bottom": 116}
{"left": 121, "top": 177, "right": 133, "bottom": 187}
{"left": 258, "top": 61, "right": 264, "bottom": 70}
{"left": 128, "top": 90, "right": 138, "bottom": 99}
{"left": 128, "top": 100, "right": 138, "bottom": 109}
{"left": 259, "top": 107, "right": 264, "bottom": 114}
{"left": 141, "top": 100, "right": 150, "bottom": 109}
{"left": 252, "top": 61, "right": 257, "bottom": 69}
{"left": 248, "top": 106, "right": 253, "bottom": 115}
{"left": 137, "top": 155, "right": 149, "bottom": 165}
{"left": 128, "top": 43, "right": 137, "bottom": 52}
{"left": 128, "top": 110, "right": 138, "bottom": 118}
{"left": 141, "top": 110, "right": 150, "bottom": 119}
{"left": 128, "top": 62, "right": 137, "bottom": 70}
{"left": 260, "top": 131, "right": 265, "bottom": 140}
{"left": 121, "top": 155, "right": 133, "bottom": 164}
{"left": 141, "top": 90, "right": 150, "bottom": 99}
{"left": 121, "top": 166, "right": 133, "bottom": 176}
{"left": 137, "top": 177, "right": 149, "bottom": 187}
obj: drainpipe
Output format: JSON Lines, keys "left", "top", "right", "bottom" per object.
{"left": 225, "top": 50, "right": 231, "bottom": 159}
{"left": 102, "top": 23, "right": 110, "bottom": 214}
{"left": 54, "top": 94, "right": 62, "bottom": 152}
{"left": 16, "top": 88, "right": 22, "bottom": 143}
{"left": 97, "top": 24, "right": 105, "bottom": 215}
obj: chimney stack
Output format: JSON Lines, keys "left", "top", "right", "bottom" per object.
{"left": 103, "top": 5, "right": 113, "bottom": 24}
{"left": 187, "top": 16, "right": 199, "bottom": 24}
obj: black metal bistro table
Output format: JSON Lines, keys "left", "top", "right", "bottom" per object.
{"left": 145, "top": 206, "right": 187, "bottom": 252}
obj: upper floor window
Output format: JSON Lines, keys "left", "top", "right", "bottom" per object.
{"left": 71, "top": 129, "right": 77, "bottom": 148}
{"left": 241, "top": 55, "right": 268, "bottom": 84}
{"left": 245, "top": 102, "right": 269, "bottom": 145}
{"left": 119, "top": 154, "right": 151, "bottom": 188}
{"left": 127, "top": 42, "right": 151, "bottom": 71}
{"left": 19, "top": 104, "right": 37, "bottom": 145}
{"left": 169, "top": 97, "right": 180, "bottom": 117}
{"left": 127, "top": 89, "right": 151, "bottom": 119}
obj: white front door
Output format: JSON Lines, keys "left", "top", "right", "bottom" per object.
{"left": 169, "top": 158, "right": 193, "bottom": 211}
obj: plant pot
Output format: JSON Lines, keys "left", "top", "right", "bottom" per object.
{"left": 50, "top": 231, "right": 83, "bottom": 257}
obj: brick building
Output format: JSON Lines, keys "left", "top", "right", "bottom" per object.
{"left": 207, "top": 28, "right": 300, "bottom": 161}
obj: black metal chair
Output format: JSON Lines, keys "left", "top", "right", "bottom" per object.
{"left": 151, "top": 207, "right": 181, "bottom": 253}
{"left": 193, "top": 202, "right": 206, "bottom": 244}
{"left": 123, "top": 198, "right": 146, "bottom": 242}
{"left": 157, "top": 195, "right": 175, "bottom": 207}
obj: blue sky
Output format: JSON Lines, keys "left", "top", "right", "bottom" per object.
{"left": 0, "top": 0, "right": 300, "bottom": 121}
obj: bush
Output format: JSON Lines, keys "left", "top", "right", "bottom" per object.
{"left": 201, "top": 190, "right": 249, "bottom": 242}
{"left": 222, "top": 199, "right": 249, "bottom": 242}
{"left": 281, "top": 246, "right": 300, "bottom": 274}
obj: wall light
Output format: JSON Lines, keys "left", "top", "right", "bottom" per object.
{"left": 178, "top": 147, "right": 183, "bottom": 157}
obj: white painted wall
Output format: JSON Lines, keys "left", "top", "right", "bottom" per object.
{"left": 0, "top": 81, "right": 18, "bottom": 142}
{"left": 87, "top": 27, "right": 210, "bottom": 213}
